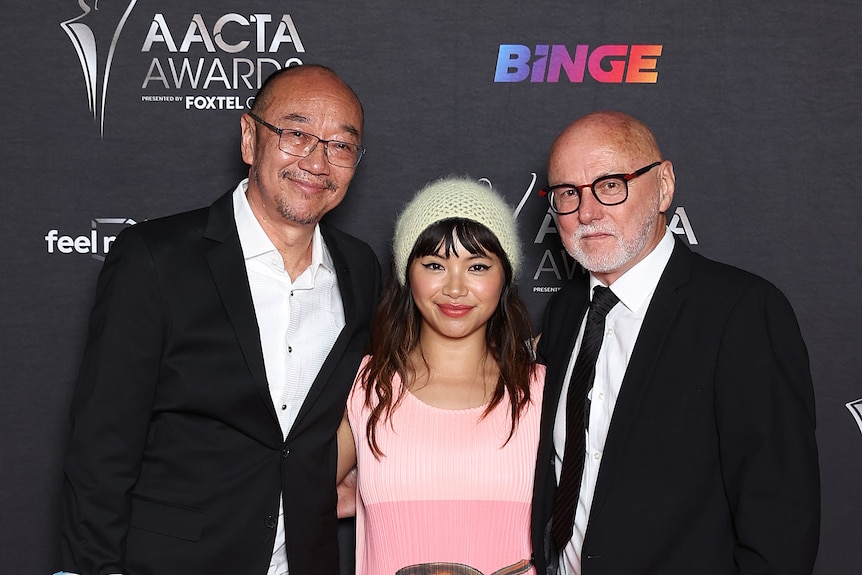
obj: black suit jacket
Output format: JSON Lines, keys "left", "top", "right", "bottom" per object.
{"left": 531, "top": 238, "right": 819, "bottom": 575}
{"left": 61, "top": 189, "right": 381, "bottom": 575}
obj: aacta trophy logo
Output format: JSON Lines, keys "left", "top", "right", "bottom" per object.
{"left": 847, "top": 398, "right": 862, "bottom": 438}
{"left": 61, "top": 1, "right": 138, "bottom": 136}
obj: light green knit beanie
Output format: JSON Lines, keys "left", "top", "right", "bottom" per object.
{"left": 393, "top": 175, "right": 521, "bottom": 285}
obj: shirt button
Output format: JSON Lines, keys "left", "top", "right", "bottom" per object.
{"left": 606, "top": 328, "right": 614, "bottom": 337}
{"left": 597, "top": 392, "right": 605, "bottom": 401}
{"left": 288, "top": 346, "right": 292, "bottom": 353}
{"left": 281, "top": 404, "right": 287, "bottom": 410}
{"left": 593, "top": 451, "right": 601, "bottom": 460}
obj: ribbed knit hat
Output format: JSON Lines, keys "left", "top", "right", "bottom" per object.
{"left": 393, "top": 175, "right": 521, "bottom": 285}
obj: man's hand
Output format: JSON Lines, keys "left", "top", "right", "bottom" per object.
{"left": 337, "top": 466, "right": 358, "bottom": 518}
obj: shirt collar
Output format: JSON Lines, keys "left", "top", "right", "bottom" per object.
{"left": 590, "top": 227, "right": 674, "bottom": 314}
{"left": 232, "top": 178, "right": 334, "bottom": 276}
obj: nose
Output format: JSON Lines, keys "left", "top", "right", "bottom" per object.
{"left": 577, "top": 187, "right": 604, "bottom": 224}
{"left": 296, "top": 140, "right": 330, "bottom": 175}
{"left": 441, "top": 270, "right": 467, "bottom": 299}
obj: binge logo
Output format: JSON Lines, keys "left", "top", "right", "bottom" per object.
{"left": 45, "top": 218, "right": 136, "bottom": 261}
{"left": 494, "top": 44, "right": 662, "bottom": 83}
{"left": 61, "top": 1, "right": 139, "bottom": 136}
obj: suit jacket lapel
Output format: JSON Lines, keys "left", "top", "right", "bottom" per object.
{"left": 287, "top": 224, "right": 356, "bottom": 436}
{"left": 534, "top": 271, "right": 590, "bottom": 521}
{"left": 204, "top": 190, "right": 278, "bottom": 425}
{"left": 541, "top": 281, "right": 590, "bottom": 433}
{"left": 589, "top": 239, "right": 694, "bottom": 517}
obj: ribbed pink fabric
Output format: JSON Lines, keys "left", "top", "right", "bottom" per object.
{"left": 347, "top": 357, "right": 545, "bottom": 575}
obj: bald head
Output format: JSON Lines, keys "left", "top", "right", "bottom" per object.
{"left": 251, "top": 64, "right": 364, "bottom": 131}
{"left": 551, "top": 111, "right": 662, "bottom": 170}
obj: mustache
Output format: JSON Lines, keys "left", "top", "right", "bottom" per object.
{"left": 574, "top": 222, "right": 617, "bottom": 239}
{"left": 279, "top": 169, "right": 338, "bottom": 192}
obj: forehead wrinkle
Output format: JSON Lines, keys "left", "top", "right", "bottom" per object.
{"left": 277, "top": 112, "right": 361, "bottom": 140}
{"left": 278, "top": 112, "right": 311, "bottom": 125}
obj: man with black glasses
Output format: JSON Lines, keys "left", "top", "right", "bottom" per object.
{"left": 60, "top": 65, "right": 380, "bottom": 575}
{"left": 531, "top": 110, "right": 820, "bottom": 574}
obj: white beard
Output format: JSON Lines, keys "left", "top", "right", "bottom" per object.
{"left": 564, "top": 194, "right": 661, "bottom": 274}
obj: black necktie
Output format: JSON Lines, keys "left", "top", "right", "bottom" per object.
{"left": 551, "top": 285, "right": 620, "bottom": 551}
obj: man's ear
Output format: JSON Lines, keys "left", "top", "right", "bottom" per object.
{"left": 240, "top": 113, "right": 256, "bottom": 166}
{"left": 658, "top": 160, "right": 675, "bottom": 212}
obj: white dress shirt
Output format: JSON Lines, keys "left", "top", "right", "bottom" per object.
{"left": 234, "top": 180, "right": 345, "bottom": 575}
{"left": 553, "top": 228, "right": 674, "bottom": 575}
{"left": 58, "top": 181, "right": 346, "bottom": 575}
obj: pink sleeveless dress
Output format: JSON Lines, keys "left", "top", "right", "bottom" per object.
{"left": 347, "top": 357, "right": 545, "bottom": 575}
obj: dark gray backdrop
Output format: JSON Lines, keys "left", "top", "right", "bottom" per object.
{"left": 1, "top": 2, "right": 859, "bottom": 573}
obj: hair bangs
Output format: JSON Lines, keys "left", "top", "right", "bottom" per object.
{"left": 409, "top": 218, "right": 509, "bottom": 273}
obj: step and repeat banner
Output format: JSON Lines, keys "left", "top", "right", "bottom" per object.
{"left": 1, "top": 2, "right": 859, "bottom": 573}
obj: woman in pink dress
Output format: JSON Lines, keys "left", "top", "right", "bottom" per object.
{"left": 337, "top": 176, "right": 544, "bottom": 575}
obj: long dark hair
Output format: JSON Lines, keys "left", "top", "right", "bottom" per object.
{"left": 361, "top": 218, "right": 536, "bottom": 457}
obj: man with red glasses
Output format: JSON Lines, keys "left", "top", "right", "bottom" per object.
{"left": 531, "top": 111, "right": 819, "bottom": 574}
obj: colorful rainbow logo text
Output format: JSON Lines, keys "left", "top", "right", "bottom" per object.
{"left": 494, "top": 44, "right": 662, "bottom": 83}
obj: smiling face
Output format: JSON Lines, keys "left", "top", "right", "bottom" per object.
{"left": 240, "top": 67, "right": 363, "bottom": 228}
{"left": 548, "top": 112, "right": 675, "bottom": 285}
{"left": 409, "top": 233, "right": 506, "bottom": 344}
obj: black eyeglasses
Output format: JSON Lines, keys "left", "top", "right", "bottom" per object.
{"left": 248, "top": 112, "right": 366, "bottom": 168}
{"left": 540, "top": 161, "right": 662, "bottom": 215}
